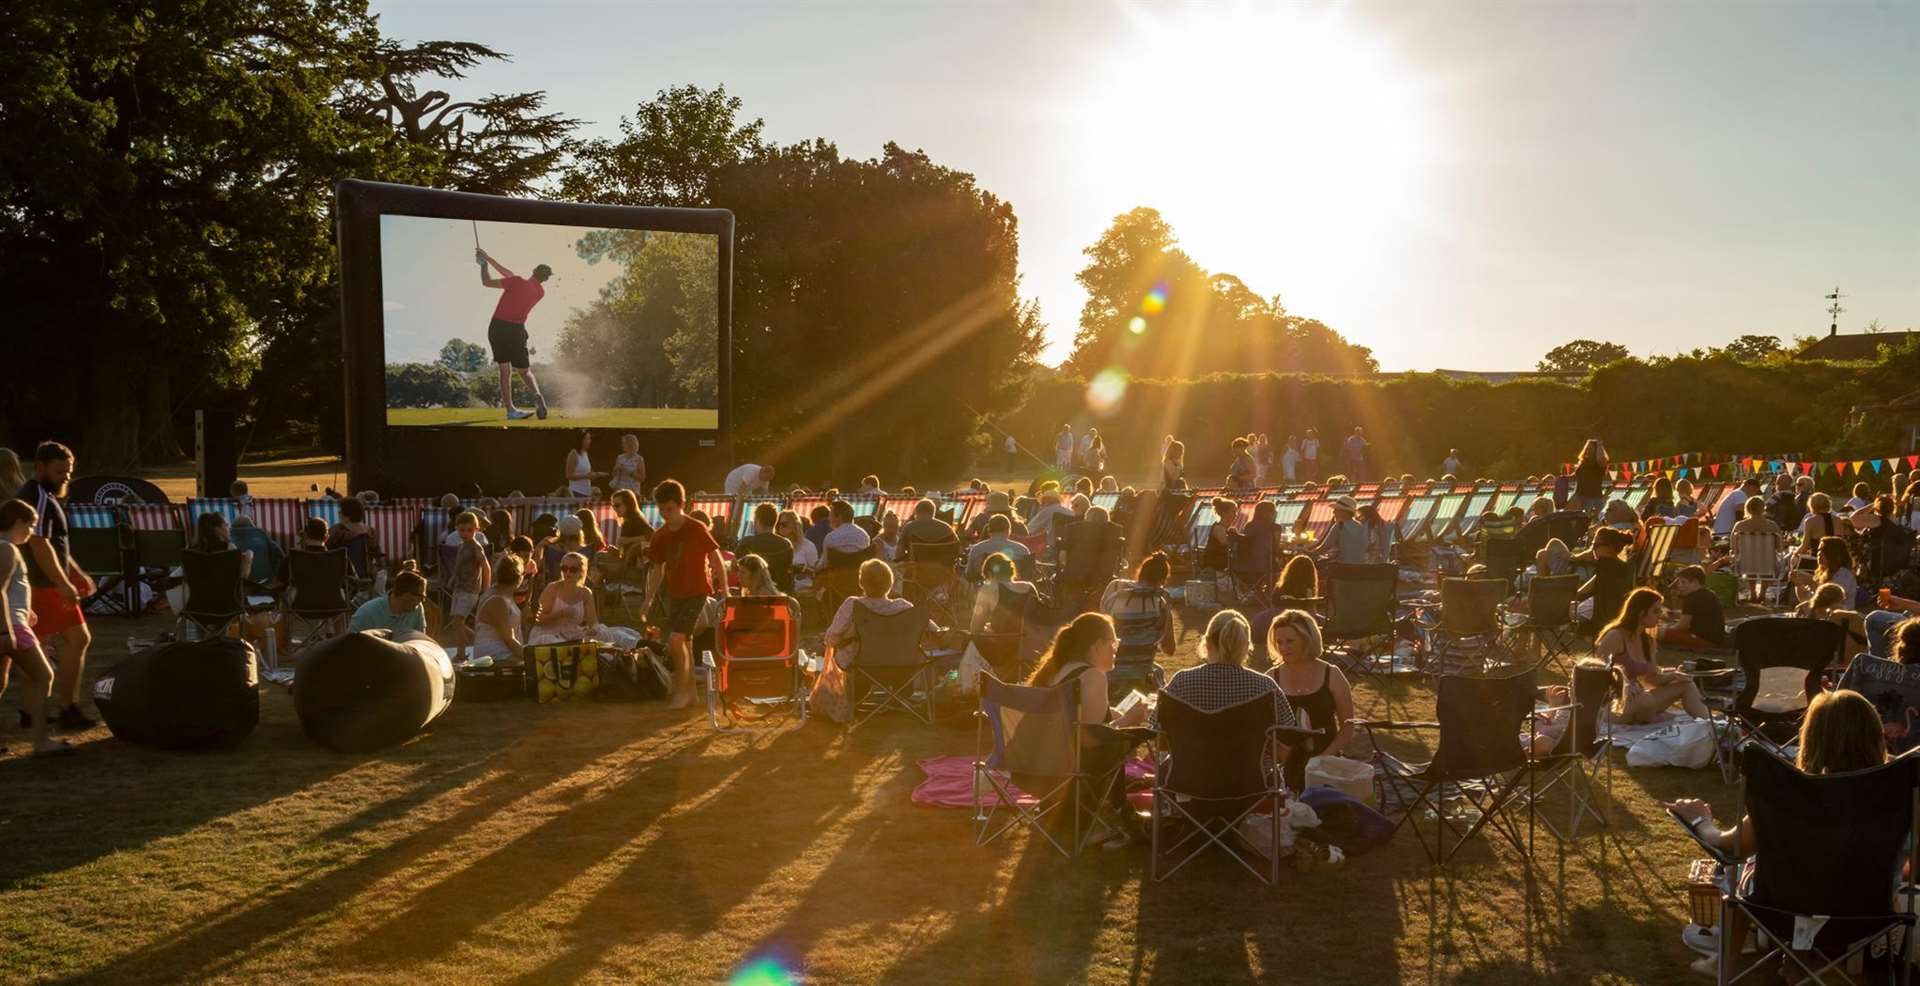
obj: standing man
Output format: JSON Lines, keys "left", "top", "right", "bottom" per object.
{"left": 477, "top": 248, "right": 552, "bottom": 421}
{"left": 1343, "top": 427, "right": 1371, "bottom": 480}
{"left": 1077, "top": 427, "right": 1098, "bottom": 472}
{"left": 1441, "top": 448, "right": 1462, "bottom": 477}
{"left": 18, "top": 441, "right": 95, "bottom": 730}
{"left": 641, "top": 480, "right": 726, "bottom": 710}
{"left": 1003, "top": 433, "right": 1019, "bottom": 473}
{"left": 1054, "top": 424, "right": 1075, "bottom": 472}
{"left": 1300, "top": 429, "right": 1321, "bottom": 482}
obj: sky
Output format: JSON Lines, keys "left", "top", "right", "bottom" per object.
{"left": 368, "top": 1, "right": 1920, "bottom": 371}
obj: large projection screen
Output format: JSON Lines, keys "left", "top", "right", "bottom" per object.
{"left": 336, "top": 180, "right": 733, "bottom": 496}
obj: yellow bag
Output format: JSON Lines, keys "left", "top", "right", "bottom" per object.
{"left": 532, "top": 641, "right": 601, "bottom": 703}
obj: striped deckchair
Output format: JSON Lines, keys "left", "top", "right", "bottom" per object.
{"left": 634, "top": 500, "right": 664, "bottom": 528}
{"left": 1427, "top": 492, "right": 1470, "bottom": 539}
{"left": 419, "top": 507, "right": 452, "bottom": 558}
{"left": 1621, "top": 486, "right": 1652, "bottom": 510}
{"left": 365, "top": 505, "right": 420, "bottom": 563}
{"left": 878, "top": 494, "right": 920, "bottom": 523}
{"left": 306, "top": 497, "right": 343, "bottom": 529}
{"left": 587, "top": 500, "right": 626, "bottom": 539}
{"left": 1300, "top": 500, "right": 1338, "bottom": 541}
{"left": 842, "top": 494, "right": 882, "bottom": 518}
{"left": 248, "top": 498, "right": 307, "bottom": 546}
{"left": 1089, "top": 492, "right": 1120, "bottom": 514}
{"left": 688, "top": 495, "right": 735, "bottom": 536}
{"left": 1186, "top": 498, "right": 1226, "bottom": 553}
{"left": 1374, "top": 496, "right": 1409, "bottom": 528}
{"left": 733, "top": 495, "right": 784, "bottom": 539}
{"left": 124, "top": 503, "right": 183, "bottom": 532}
{"left": 186, "top": 498, "right": 242, "bottom": 528}
{"left": 1273, "top": 499, "right": 1308, "bottom": 534}
{"left": 67, "top": 504, "right": 119, "bottom": 530}
{"left": 787, "top": 496, "right": 830, "bottom": 525}
{"left": 1398, "top": 495, "right": 1439, "bottom": 541}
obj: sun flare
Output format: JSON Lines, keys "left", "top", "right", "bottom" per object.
{"left": 1071, "top": 5, "right": 1434, "bottom": 327}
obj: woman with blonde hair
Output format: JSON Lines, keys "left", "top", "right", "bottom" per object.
{"left": 528, "top": 551, "right": 601, "bottom": 645}
{"left": 1267, "top": 608, "right": 1354, "bottom": 792}
{"left": 823, "top": 558, "right": 929, "bottom": 667}
{"left": 1795, "top": 581, "right": 1867, "bottom": 658}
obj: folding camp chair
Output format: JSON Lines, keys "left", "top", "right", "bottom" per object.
{"left": 1426, "top": 493, "right": 1470, "bottom": 541}
{"left": 1708, "top": 617, "right": 1847, "bottom": 782}
{"left": 973, "top": 672, "right": 1122, "bottom": 856}
{"left": 68, "top": 505, "right": 134, "bottom": 618}
{"left": 284, "top": 548, "right": 352, "bottom": 648}
{"left": 1150, "top": 693, "right": 1295, "bottom": 885}
{"left": 1528, "top": 660, "right": 1615, "bottom": 841}
{"left": 700, "top": 595, "right": 811, "bottom": 730}
{"left": 1109, "top": 584, "right": 1171, "bottom": 700}
{"left": 1501, "top": 574, "right": 1582, "bottom": 671}
{"left": 971, "top": 584, "right": 1036, "bottom": 680}
{"left": 900, "top": 539, "right": 964, "bottom": 626}
{"left": 1321, "top": 562, "right": 1400, "bottom": 676}
{"left": 1696, "top": 745, "right": 1919, "bottom": 985}
{"left": 1635, "top": 521, "right": 1678, "bottom": 587}
{"left": 229, "top": 524, "right": 282, "bottom": 598}
{"left": 1480, "top": 535, "right": 1529, "bottom": 587}
{"left": 843, "top": 602, "right": 938, "bottom": 730}
{"left": 178, "top": 548, "right": 263, "bottom": 641}
{"left": 1421, "top": 578, "right": 1518, "bottom": 675}
{"left": 1545, "top": 511, "right": 1592, "bottom": 548}
{"left": 1360, "top": 666, "right": 1540, "bottom": 864}
{"left": 819, "top": 546, "right": 875, "bottom": 619}
{"left": 1058, "top": 524, "right": 1128, "bottom": 615}
{"left": 1732, "top": 531, "right": 1785, "bottom": 603}
{"left": 1398, "top": 495, "right": 1439, "bottom": 542}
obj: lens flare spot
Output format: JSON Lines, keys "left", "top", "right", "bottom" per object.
{"left": 1127, "top": 316, "right": 1148, "bottom": 335}
{"left": 1086, "top": 367, "right": 1130, "bottom": 417}
{"left": 730, "top": 958, "right": 796, "bottom": 986}
{"left": 1141, "top": 282, "right": 1168, "bottom": 315}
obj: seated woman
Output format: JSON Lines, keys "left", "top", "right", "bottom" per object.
{"left": 325, "top": 496, "right": 377, "bottom": 577}
{"left": 1666, "top": 689, "right": 1888, "bottom": 975}
{"left": 1273, "top": 554, "right": 1318, "bottom": 607}
{"left": 1639, "top": 476, "right": 1682, "bottom": 521}
{"left": 189, "top": 512, "right": 278, "bottom": 646}
{"left": 1197, "top": 498, "right": 1238, "bottom": 575}
{"left": 468, "top": 555, "right": 525, "bottom": 665}
{"left": 1792, "top": 536, "right": 1858, "bottom": 606}
{"left": 347, "top": 564, "right": 429, "bottom": 636}
{"left": 969, "top": 552, "right": 1039, "bottom": 673}
{"left": 776, "top": 509, "right": 820, "bottom": 594}
{"left": 602, "top": 489, "right": 654, "bottom": 582}
{"left": 874, "top": 510, "right": 902, "bottom": 562}
{"left": 1795, "top": 581, "right": 1868, "bottom": 660}
{"left": 1596, "top": 587, "right": 1708, "bottom": 723}
{"left": 1266, "top": 608, "right": 1356, "bottom": 793}
{"left": 1026, "top": 611, "right": 1153, "bottom": 848}
{"left": 528, "top": 551, "right": 609, "bottom": 646}
{"left": 694, "top": 554, "right": 797, "bottom": 665}
{"left": 1792, "top": 492, "right": 1840, "bottom": 570}
{"left": 1359, "top": 503, "right": 1396, "bottom": 564}
{"left": 1100, "top": 551, "right": 1176, "bottom": 692}
{"left": 822, "top": 559, "right": 932, "bottom": 668}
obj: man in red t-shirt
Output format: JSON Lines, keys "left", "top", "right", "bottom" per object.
{"left": 641, "top": 479, "right": 727, "bottom": 709}
{"left": 477, "top": 249, "right": 552, "bottom": 421}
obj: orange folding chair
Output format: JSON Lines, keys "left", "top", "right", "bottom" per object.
{"left": 699, "top": 595, "right": 812, "bottom": 730}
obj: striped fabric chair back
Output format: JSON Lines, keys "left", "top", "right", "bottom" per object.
{"left": 734, "top": 496, "right": 783, "bottom": 539}
{"left": 186, "top": 498, "right": 242, "bottom": 528}
{"left": 843, "top": 494, "right": 882, "bottom": 518}
{"left": 306, "top": 497, "right": 343, "bottom": 528}
{"left": 249, "top": 498, "right": 308, "bottom": 546}
{"left": 67, "top": 504, "right": 119, "bottom": 530}
{"left": 125, "top": 504, "right": 183, "bottom": 532}
{"left": 688, "top": 495, "right": 734, "bottom": 533}
{"left": 365, "top": 505, "right": 421, "bottom": 563}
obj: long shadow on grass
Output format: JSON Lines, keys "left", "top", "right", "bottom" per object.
{"left": 48, "top": 712, "right": 648, "bottom": 985}
{"left": 0, "top": 699, "right": 359, "bottom": 890}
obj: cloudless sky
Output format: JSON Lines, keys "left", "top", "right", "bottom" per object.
{"left": 368, "top": 1, "right": 1920, "bottom": 371}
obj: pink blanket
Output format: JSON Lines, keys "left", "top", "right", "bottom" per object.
{"left": 912, "top": 755, "right": 1156, "bottom": 810}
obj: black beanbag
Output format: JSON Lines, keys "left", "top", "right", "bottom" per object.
{"left": 93, "top": 637, "right": 260, "bottom": 750}
{"left": 295, "top": 630, "right": 455, "bottom": 753}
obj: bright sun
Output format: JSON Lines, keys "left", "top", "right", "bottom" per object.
{"left": 1070, "top": 4, "right": 1434, "bottom": 328}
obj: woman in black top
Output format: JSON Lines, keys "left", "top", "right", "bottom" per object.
{"left": 1572, "top": 439, "right": 1608, "bottom": 515}
{"left": 1198, "top": 498, "right": 1236, "bottom": 573}
{"left": 1266, "top": 608, "right": 1355, "bottom": 793}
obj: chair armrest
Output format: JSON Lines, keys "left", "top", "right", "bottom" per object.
{"left": 1532, "top": 702, "right": 1579, "bottom": 716}
{"left": 699, "top": 650, "right": 716, "bottom": 670}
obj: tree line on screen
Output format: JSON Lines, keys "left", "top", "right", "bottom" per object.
{"left": 0, "top": 2, "right": 1906, "bottom": 479}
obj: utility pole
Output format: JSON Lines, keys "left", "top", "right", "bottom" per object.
{"left": 1825, "top": 287, "right": 1845, "bottom": 337}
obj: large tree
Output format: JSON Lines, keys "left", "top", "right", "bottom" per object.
{"left": 566, "top": 87, "right": 1043, "bottom": 480}
{"left": 1538, "top": 339, "right": 1631, "bottom": 374}
{"left": 1065, "top": 208, "right": 1375, "bottom": 379}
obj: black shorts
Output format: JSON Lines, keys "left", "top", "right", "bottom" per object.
{"left": 666, "top": 595, "right": 708, "bottom": 637}
{"left": 487, "top": 318, "right": 530, "bottom": 369}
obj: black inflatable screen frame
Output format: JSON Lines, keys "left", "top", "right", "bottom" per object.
{"left": 334, "top": 179, "right": 734, "bottom": 496}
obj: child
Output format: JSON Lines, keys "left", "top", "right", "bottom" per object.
{"left": 1659, "top": 565, "right": 1727, "bottom": 648}
{"left": 1572, "top": 527, "right": 1635, "bottom": 627}
{"left": 1524, "top": 684, "right": 1574, "bottom": 755}
{"left": 2, "top": 499, "right": 73, "bottom": 755}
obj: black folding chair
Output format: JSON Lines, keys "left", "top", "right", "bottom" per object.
{"left": 899, "top": 539, "right": 963, "bottom": 626}
{"left": 844, "top": 602, "right": 937, "bottom": 730}
{"left": 973, "top": 672, "right": 1121, "bottom": 856}
{"left": 1321, "top": 562, "right": 1400, "bottom": 676}
{"left": 1501, "top": 574, "right": 1582, "bottom": 671}
{"left": 1480, "top": 535, "right": 1528, "bottom": 587}
{"left": 1360, "top": 667, "right": 1539, "bottom": 864}
{"left": 1057, "top": 524, "right": 1127, "bottom": 616}
{"left": 1150, "top": 693, "right": 1303, "bottom": 885}
{"left": 1708, "top": 616, "right": 1848, "bottom": 782}
{"left": 970, "top": 583, "right": 1036, "bottom": 680}
{"left": 820, "top": 545, "right": 875, "bottom": 620}
{"left": 1700, "top": 745, "right": 1919, "bottom": 985}
{"left": 178, "top": 548, "right": 254, "bottom": 640}
{"left": 70, "top": 522, "right": 134, "bottom": 618}
{"left": 1545, "top": 511, "right": 1592, "bottom": 548}
{"left": 1422, "top": 578, "right": 1517, "bottom": 675}
{"left": 285, "top": 548, "right": 353, "bottom": 648}
{"left": 1528, "top": 661, "right": 1616, "bottom": 841}
{"left": 133, "top": 526, "right": 186, "bottom": 603}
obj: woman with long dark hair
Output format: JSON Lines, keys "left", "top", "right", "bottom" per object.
{"left": 1025, "top": 611, "right": 1152, "bottom": 848}
{"left": 1595, "top": 586, "right": 1707, "bottom": 722}
{"left": 563, "top": 431, "right": 604, "bottom": 497}
{"left": 1571, "top": 439, "right": 1609, "bottom": 515}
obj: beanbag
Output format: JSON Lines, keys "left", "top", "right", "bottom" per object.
{"left": 295, "top": 630, "right": 455, "bottom": 753}
{"left": 93, "top": 637, "right": 260, "bottom": 750}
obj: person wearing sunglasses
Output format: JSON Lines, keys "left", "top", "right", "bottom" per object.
{"left": 528, "top": 551, "right": 601, "bottom": 646}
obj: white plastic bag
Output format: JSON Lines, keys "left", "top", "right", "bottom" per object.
{"left": 1304, "top": 755, "right": 1377, "bottom": 805}
{"left": 1626, "top": 717, "right": 1715, "bottom": 768}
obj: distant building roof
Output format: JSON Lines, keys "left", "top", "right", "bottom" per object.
{"left": 1795, "top": 330, "right": 1920, "bottom": 362}
{"left": 1426, "top": 368, "right": 1585, "bottom": 384}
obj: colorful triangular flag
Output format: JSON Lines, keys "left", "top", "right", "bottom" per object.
{"left": 1873, "top": 460, "right": 1884, "bottom": 474}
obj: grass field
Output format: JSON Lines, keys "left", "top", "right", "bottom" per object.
{"left": 386, "top": 407, "right": 719, "bottom": 430}
{"left": 0, "top": 597, "right": 1732, "bottom": 985}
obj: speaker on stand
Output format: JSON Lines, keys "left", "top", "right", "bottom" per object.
{"left": 196, "top": 409, "right": 239, "bottom": 499}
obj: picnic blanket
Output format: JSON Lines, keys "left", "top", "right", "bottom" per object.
{"left": 912, "top": 755, "right": 1156, "bottom": 810}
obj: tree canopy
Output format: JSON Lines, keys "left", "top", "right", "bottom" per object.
{"left": 1537, "top": 339, "right": 1632, "bottom": 374}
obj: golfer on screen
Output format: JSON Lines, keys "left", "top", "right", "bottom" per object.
{"left": 477, "top": 248, "right": 552, "bottom": 421}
